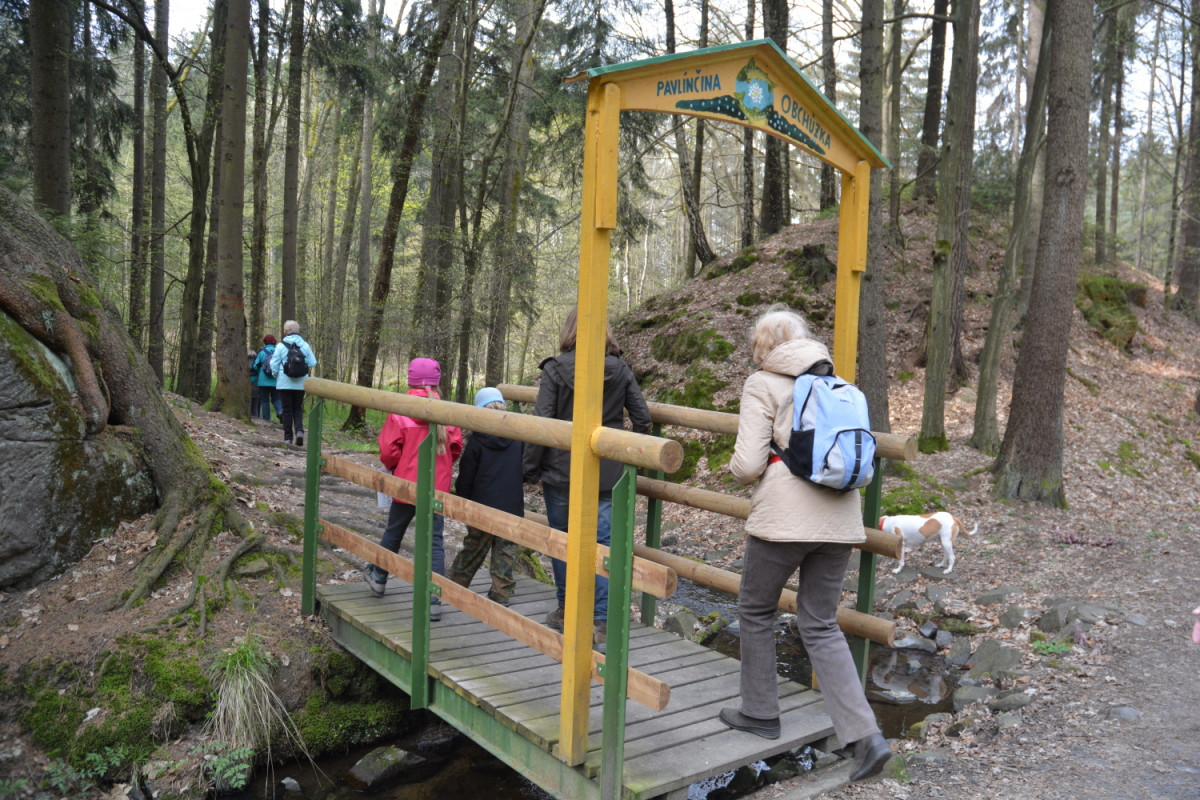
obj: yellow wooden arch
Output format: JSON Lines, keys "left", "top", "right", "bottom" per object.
{"left": 556, "top": 39, "right": 889, "bottom": 765}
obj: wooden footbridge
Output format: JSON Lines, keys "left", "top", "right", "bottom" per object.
{"left": 296, "top": 40, "right": 899, "bottom": 800}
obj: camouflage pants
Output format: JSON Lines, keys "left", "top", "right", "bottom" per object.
{"left": 447, "top": 526, "right": 517, "bottom": 601}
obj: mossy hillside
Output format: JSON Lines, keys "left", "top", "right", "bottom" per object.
{"left": 1075, "top": 273, "right": 1143, "bottom": 352}
{"left": 293, "top": 647, "right": 415, "bottom": 756}
{"left": 19, "top": 635, "right": 213, "bottom": 769}
{"left": 668, "top": 433, "right": 737, "bottom": 483}
{"left": 704, "top": 245, "right": 758, "bottom": 280}
{"left": 649, "top": 326, "right": 734, "bottom": 365}
{"left": 655, "top": 367, "right": 731, "bottom": 412}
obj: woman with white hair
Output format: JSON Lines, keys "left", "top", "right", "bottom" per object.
{"left": 718, "top": 304, "right": 891, "bottom": 782}
{"left": 268, "top": 319, "right": 317, "bottom": 447}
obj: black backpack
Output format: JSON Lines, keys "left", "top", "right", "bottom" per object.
{"left": 258, "top": 346, "right": 275, "bottom": 378}
{"left": 282, "top": 340, "right": 309, "bottom": 378}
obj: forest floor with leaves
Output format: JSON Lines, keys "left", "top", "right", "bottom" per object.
{"left": 1, "top": 211, "right": 1199, "bottom": 799}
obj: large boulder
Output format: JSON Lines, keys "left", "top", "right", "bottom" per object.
{"left": 0, "top": 309, "right": 155, "bottom": 588}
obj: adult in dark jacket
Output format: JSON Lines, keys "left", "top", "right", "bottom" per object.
{"left": 522, "top": 308, "right": 651, "bottom": 647}
{"left": 447, "top": 387, "right": 525, "bottom": 605}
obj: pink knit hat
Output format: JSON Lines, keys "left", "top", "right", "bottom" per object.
{"left": 408, "top": 358, "right": 441, "bottom": 386}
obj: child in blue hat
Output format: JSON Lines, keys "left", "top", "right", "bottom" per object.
{"left": 447, "top": 387, "right": 525, "bottom": 605}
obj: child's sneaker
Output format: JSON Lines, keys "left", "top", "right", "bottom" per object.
{"left": 363, "top": 565, "right": 386, "bottom": 597}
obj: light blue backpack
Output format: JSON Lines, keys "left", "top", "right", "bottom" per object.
{"left": 770, "top": 363, "right": 877, "bottom": 491}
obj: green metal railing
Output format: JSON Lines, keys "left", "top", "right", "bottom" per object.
{"left": 300, "top": 396, "right": 642, "bottom": 799}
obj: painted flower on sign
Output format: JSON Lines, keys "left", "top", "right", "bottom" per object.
{"left": 735, "top": 59, "right": 774, "bottom": 122}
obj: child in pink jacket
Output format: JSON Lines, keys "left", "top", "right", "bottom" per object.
{"left": 363, "top": 358, "right": 463, "bottom": 621}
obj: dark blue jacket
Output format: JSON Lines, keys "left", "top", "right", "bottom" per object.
{"left": 456, "top": 432, "right": 525, "bottom": 516}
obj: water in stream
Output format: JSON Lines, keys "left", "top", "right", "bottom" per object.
{"left": 234, "top": 577, "right": 955, "bottom": 798}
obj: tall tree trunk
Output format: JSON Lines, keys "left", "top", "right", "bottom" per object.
{"left": 760, "top": 0, "right": 787, "bottom": 236}
{"left": 1094, "top": 9, "right": 1115, "bottom": 266}
{"left": 79, "top": 4, "right": 100, "bottom": 220}
{"left": 129, "top": 18, "right": 147, "bottom": 348}
{"left": 1174, "top": 15, "right": 1200, "bottom": 312}
{"left": 992, "top": 0, "right": 1090, "bottom": 506}
{"left": 1109, "top": 6, "right": 1130, "bottom": 255}
{"left": 326, "top": 130, "right": 362, "bottom": 383}
{"left": 249, "top": 0, "right": 270, "bottom": 342}
{"left": 1165, "top": 20, "right": 1188, "bottom": 305}
{"left": 819, "top": 0, "right": 838, "bottom": 211}
{"left": 174, "top": 0, "right": 225, "bottom": 399}
{"left": 947, "top": 26, "right": 981, "bottom": 389}
{"left": 919, "top": 0, "right": 978, "bottom": 453}
{"left": 147, "top": 0, "right": 169, "bottom": 383}
{"left": 1136, "top": 6, "right": 1163, "bottom": 276}
{"left": 411, "top": 3, "right": 464, "bottom": 384}
{"left": 197, "top": 111, "right": 223, "bottom": 404}
{"left": 913, "top": 0, "right": 948, "bottom": 205}
{"left": 280, "top": 0, "right": 304, "bottom": 326}
{"left": 970, "top": 12, "right": 1051, "bottom": 455}
{"left": 356, "top": 0, "right": 379, "bottom": 383}
{"left": 29, "top": 0, "right": 72, "bottom": 218}
{"left": 886, "top": 0, "right": 904, "bottom": 236}
{"left": 1015, "top": 0, "right": 1046, "bottom": 325}
{"left": 345, "top": 0, "right": 461, "bottom": 430}
{"left": 740, "top": 0, "right": 755, "bottom": 248}
{"left": 686, "top": 0, "right": 710, "bottom": 275}
{"left": 665, "top": 0, "right": 715, "bottom": 275}
{"left": 211, "top": 0, "right": 250, "bottom": 414}
{"left": 857, "top": 0, "right": 890, "bottom": 434}
{"left": 483, "top": 0, "right": 538, "bottom": 389}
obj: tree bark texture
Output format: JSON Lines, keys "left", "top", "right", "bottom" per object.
{"left": 128, "top": 22, "right": 147, "bottom": 349}
{"left": 1094, "top": 9, "right": 1115, "bottom": 267}
{"left": 971, "top": 11, "right": 1051, "bottom": 455}
{"left": 211, "top": 0, "right": 251, "bottom": 415}
{"left": 913, "top": 0, "right": 947, "bottom": 205}
{"left": 280, "top": 0, "right": 304, "bottom": 326}
{"left": 760, "top": 0, "right": 787, "bottom": 236}
{"left": 919, "top": 0, "right": 978, "bottom": 453}
{"left": 1173, "top": 14, "right": 1200, "bottom": 312}
{"left": 29, "top": 0, "right": 72, "bottom": 218}
{"left": 819, "top": 0, "right": 838, "bottom": 211}
{"left": 992, "top": 0, "right": 1090, "bottom": 507}
{"left": 857, "top": 0, "right": 890, "bottom": 434}
{"left": 148, "top": 0, "right": 168, "bottom": 383}
{"left": 740, "top": 0, "right": 755, "bottom": 249}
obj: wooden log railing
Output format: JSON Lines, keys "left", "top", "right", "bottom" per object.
{"left": 498, "top": 383, "right": 916, "bottom": 462}
{"left": 307, "top": 377, "right": 683, "bottom": 474}
{"left": 323, "top": 455, "right": 677, "bottom": 600}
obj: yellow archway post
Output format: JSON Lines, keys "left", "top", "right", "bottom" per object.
{"left": 560, "top": 39, "right": 888, "bottom": 768}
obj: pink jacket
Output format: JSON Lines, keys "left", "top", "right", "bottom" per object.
{"left": 378, "top": 388, "right": 463, "bottom": 498}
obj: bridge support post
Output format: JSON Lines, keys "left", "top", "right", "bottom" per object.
{"left": 639, "top": 422, "right": 665, "bottom": 625}
{"left": 410, "top": 428, "right": 438, "bottom": 708}
{"left": 301, "top": 399, "right": 324, "bottom": 617}
{"left": 600, "top": 465, "right": 635, "bottom": 797}
{"left": 852, "top": 463, "right": 884, "bottom": 684}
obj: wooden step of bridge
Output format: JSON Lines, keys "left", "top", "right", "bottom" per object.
{"left": 317, "top": 571, "right": 837, "bottom": 800}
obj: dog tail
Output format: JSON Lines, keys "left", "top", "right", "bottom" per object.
{"left": 955, "top": 517, "right": 978, "bottom": 536}
{"left": 966, "top": 522, "right": 978, "bottom": 536}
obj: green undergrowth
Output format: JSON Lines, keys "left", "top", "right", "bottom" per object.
{"left": 1076, "top": 272, "right": 1144, "bottom": 352}
{"left": 293, "top": 647, "right": 415, "bottom": 755}
{"left": 668, "top": 433, "right": 737, "bottom": 483}
{"left": 650, "top": 326, "right": 734, "bottom": 365}
{"left": 655, "top": 367, "right": 732, "bottom": 412}
{"left": 18, "top": 635, "right": 212, "bottom": 773}
{"left": 879, "top": 462, "right": 956, "bottom": 516}
{"left": 704, "top": 246, "right": 758, "bottom": 280}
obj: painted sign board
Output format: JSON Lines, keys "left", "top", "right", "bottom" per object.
{"left": 568, "top": 40, "right": 888, "bottom": 176}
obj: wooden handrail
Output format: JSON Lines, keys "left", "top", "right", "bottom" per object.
{"left": 323, "top": 454, "right": 677, "bottom": 599}
{"left": 497, "top": 383, "right": 917, "bottom": 462}
{"left": 305, "top": 377, "right": 684, "bottom": 474}
{"left": 634, "top": 476, "right": 902, "bottom": 559}
{"left": 630, "top": 545, "right": 896, "bottom": 648}
{"left": 320, "top": 520, "right": 671, "bottom": 711}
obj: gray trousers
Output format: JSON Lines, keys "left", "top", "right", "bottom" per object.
{"left": 737, "top": 535, "right": 880, "bottom": 746}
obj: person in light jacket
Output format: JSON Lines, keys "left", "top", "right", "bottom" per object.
{"left": 269, "top": 320, "right": 317, "bottom": 447}
{"left": 718, "top": 304, "right": 891, "bottom": 783}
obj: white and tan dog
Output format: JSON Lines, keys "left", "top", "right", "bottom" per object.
{"left": 878, "top": 512, "right": 978, "bottom": 575}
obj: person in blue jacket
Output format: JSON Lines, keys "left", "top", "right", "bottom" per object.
{"left": 268, "top": 320, "right": 317, "bottom": 447}
{"left": 252, "top": 334, "right": 282, "bottom": 421}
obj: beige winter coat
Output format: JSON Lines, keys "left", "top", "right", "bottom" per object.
{"left": 729, "top": 338, "right": 866, "bottom": 544}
